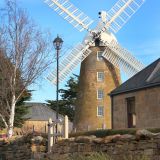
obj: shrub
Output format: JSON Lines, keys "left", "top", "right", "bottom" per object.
{"left": 68, "top": 152, "right": 112, "bottom": 160}
{"left": 70, "top": 128, "right": 137, "bottom": 138}
{"left": 70, "top": 128, "right": 160, "bottom": 138}
{"left": 68, "top": 153, "right": 150, "bottom": 160}
{"left": 123, "top": 155, "right": 149, "bottom": 160}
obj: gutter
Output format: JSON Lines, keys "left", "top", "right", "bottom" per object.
{"left": 110, "top": 83, "right": 160, "bottom": 96}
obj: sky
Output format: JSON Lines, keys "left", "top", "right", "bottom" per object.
{"left": 1, "top": 0, "right": 160, "bottom": 102}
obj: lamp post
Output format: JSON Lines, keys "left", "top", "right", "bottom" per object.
{"left": 53, "top": 35, "right": 63, "bottom": 124}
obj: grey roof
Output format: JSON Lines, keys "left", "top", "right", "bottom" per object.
{"left": 24, "top": 103, "right": 64, "bottom": 121}
{"left": 110, "top": 58, "right": 160, "bottom": 96}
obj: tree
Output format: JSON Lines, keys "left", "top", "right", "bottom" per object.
{"left": 0, "top": 0, "right": 52, "bottom": 137}
{"left": 0, "top": 89, "right": 31, "bottom": 129}
{"left": 14, "top": 90, "right": 31, "bottom": 128}
{"left": 47, "top": 75, "right": 79, "bottom": 121}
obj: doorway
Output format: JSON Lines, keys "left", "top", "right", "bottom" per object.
{"left": 126, "top": 97, "right": 136, "bottom": 128}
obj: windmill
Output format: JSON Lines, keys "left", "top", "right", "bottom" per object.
{"left": 44, "top": 0, "right": 145, "bottom": 131}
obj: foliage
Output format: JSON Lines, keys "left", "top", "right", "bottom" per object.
{"left": 123, "top": 155, "right": 149, "bottom": 160}
{"left": 59, "top": 74, "right": 79, "bottom": 103}
{"left": 0, "top": 0, "right": 52, "bottom": 136}
{"left": 46, "top": 100, "right": 75, "bottom": 121}
{"left": 69, "top": 152, "right": 112, "bottom": 160}
{"left": 47, "top": 75, "right": 79, "bottom": 121}
{"left": 0, "top": 90, "right": 31, "bottom": 129}
{"left": 68, "top": 152, "right": 149, "bottom": 160}
{"left": 70, "top": 128, "right": 160, "bottom": 138}
{"left": 0, "top": 120, "right": 5, "bottom": 129}
{"left": 70, "top": 128, "right": 136, "bottom": 138}
{"left": 14, "top": 90, "right": 31, "bottom": 128}
{"left": 0, "top": 47, "right": 31, "bottom": 129}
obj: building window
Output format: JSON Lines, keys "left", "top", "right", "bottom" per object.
{"left": 97, "top": 106, "right": 104, "bottom": 116}
{"left": 97, "top": 51, "right": 103, "bottom": 61}
{"left": 97, "top": 89, "right": 104, "bottom": 99}
{"left": 97, "top": 72, "right": 104, "bottom": 82}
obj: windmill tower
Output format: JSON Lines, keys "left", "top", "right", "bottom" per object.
{"left": 44, "top": 0, "right": 145, "bottom": 131}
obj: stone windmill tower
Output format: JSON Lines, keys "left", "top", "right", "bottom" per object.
{"left": 75, "top": 35, "right": 121, "bottom": 131}
{"left": 45, "top": 0, "right": 145, "bottom": 131}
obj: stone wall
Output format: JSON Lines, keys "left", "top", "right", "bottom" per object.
{"left": 112, "top": 86, "right": 160, "bottom": 129}
{"left": 1, "top": 130, "right": 160, "bottom": 160}
{"left": 46, "top": 130, "right": 160, "bottom": 160}
{"left": 0, "top": 134, "right": 47, "bottom": 160}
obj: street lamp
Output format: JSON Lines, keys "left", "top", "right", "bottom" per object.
{"left": 53, "top": 35, "right": 63, "bottom": 123}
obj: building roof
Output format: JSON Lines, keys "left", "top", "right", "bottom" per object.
{"left": 24, "top": 103, "right": 64, "bottom": 121}
{"left": 110, "top": 58, "right": 160, "bottom": 96}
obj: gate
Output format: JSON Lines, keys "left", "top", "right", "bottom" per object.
{"left": 48, "top": 115, "right": 69, "bottom": 152}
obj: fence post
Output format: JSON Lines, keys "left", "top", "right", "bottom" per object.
{"left": 48, "top": 118, "right": 53, "bottom": 153}
{"left": 53, "top": 123, "right": 56, "bottom": 144}
{"left": 64, "top": 115, "right": 68, "bottom": 139}
{"left": 87, "top": 125, "right": 90, "bottom": 131}
{"left": 45, "top": 124, "right": 46, "bottom": 133}
{"left": 102, "top": 123, "right": 106, "bottom": 129}
{"left": 33, "top": 125, "right": 35, "bottom": 133}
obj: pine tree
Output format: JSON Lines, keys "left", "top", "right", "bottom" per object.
{"left": 47, "top": 75, "right": 79, "bottom": 121}
{"left": 14, "top": 90, "right": 31, "bottom": 128}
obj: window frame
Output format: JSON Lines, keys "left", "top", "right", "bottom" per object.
{"left": 97, "top": 105, "right": 104, "bottom": 117}
{"left": 97, "top": 71, "right": 104, "bottom": 82}
{"left": 97, "top": 51, "right": 103, "bottom": 61}
{"left": 97, "top": 89, "right": 104, "bottom": 99}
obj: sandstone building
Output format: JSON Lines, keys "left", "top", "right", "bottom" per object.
{"left": 110, "top": 58, "right": 160, "bottom": 129}
{"left": 74, "top": 44, "right": 121, "bottom": 131}
{"left": 22, "top": 103, "right": 73, "bottom": 133}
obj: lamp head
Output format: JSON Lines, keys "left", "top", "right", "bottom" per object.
{"left": 53, "top": 35, "right": 63, "bottom": 50}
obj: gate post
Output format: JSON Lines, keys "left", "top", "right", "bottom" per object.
{"left": 64, "top": 115, "right": 68, "bottom": 139}
{"left": 48, "top": 118, "right": 53, "bottom": 152}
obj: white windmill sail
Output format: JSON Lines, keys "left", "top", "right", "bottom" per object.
{"left": 44, "top": 0, "right": 146, "bottom": 85}
{"left": 102, "top": 0, "right": 145, "bottom": 33}
{"left": 44, "top": 0, "right": 94, "bottom": 32}
{"left": 47, "top": 43, "right": 91, "bottom": 84}
{"left": 102, "top": 40, "right": 144, "bottom": 77}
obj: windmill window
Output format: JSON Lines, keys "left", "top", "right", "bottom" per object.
{"left": 97, "top": 51, "right": 103, "bottom": 61}
{"left": 97, "top": 89, "right": 104, "bottom": 99}
{"left": 97, "top": 72, "right": 104, "bottom": 82}
{"left": 97, "top": 106, "right": 104, "bottom": 116}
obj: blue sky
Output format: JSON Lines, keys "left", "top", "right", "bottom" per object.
{"left": 1, "top": 0, "right": 160, "bottom": 102}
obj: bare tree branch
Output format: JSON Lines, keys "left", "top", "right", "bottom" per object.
{"left": 0, "top": 0, "right": 53, "bottom": 137}
{"left": 0, "top": 114, "right": 8, "bottom": 128}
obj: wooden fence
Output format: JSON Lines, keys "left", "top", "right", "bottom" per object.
{"left": 48, "top": 115, "right": 69, "bottom": 152}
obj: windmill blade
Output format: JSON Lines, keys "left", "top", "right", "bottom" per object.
{"left": 102, "top": 41, "right": 145, "bottom": 77}
{"left": 102, "top": 0, "right": 145, "bottom": 33}
{"left": 47, "top": 43, "right": 92, "bottom": 85}
{"left": 44, "top": 0, "right": 94, "bottom": 32}
{"left": 102, "top": 47, "right": 135, "bottom": 77}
